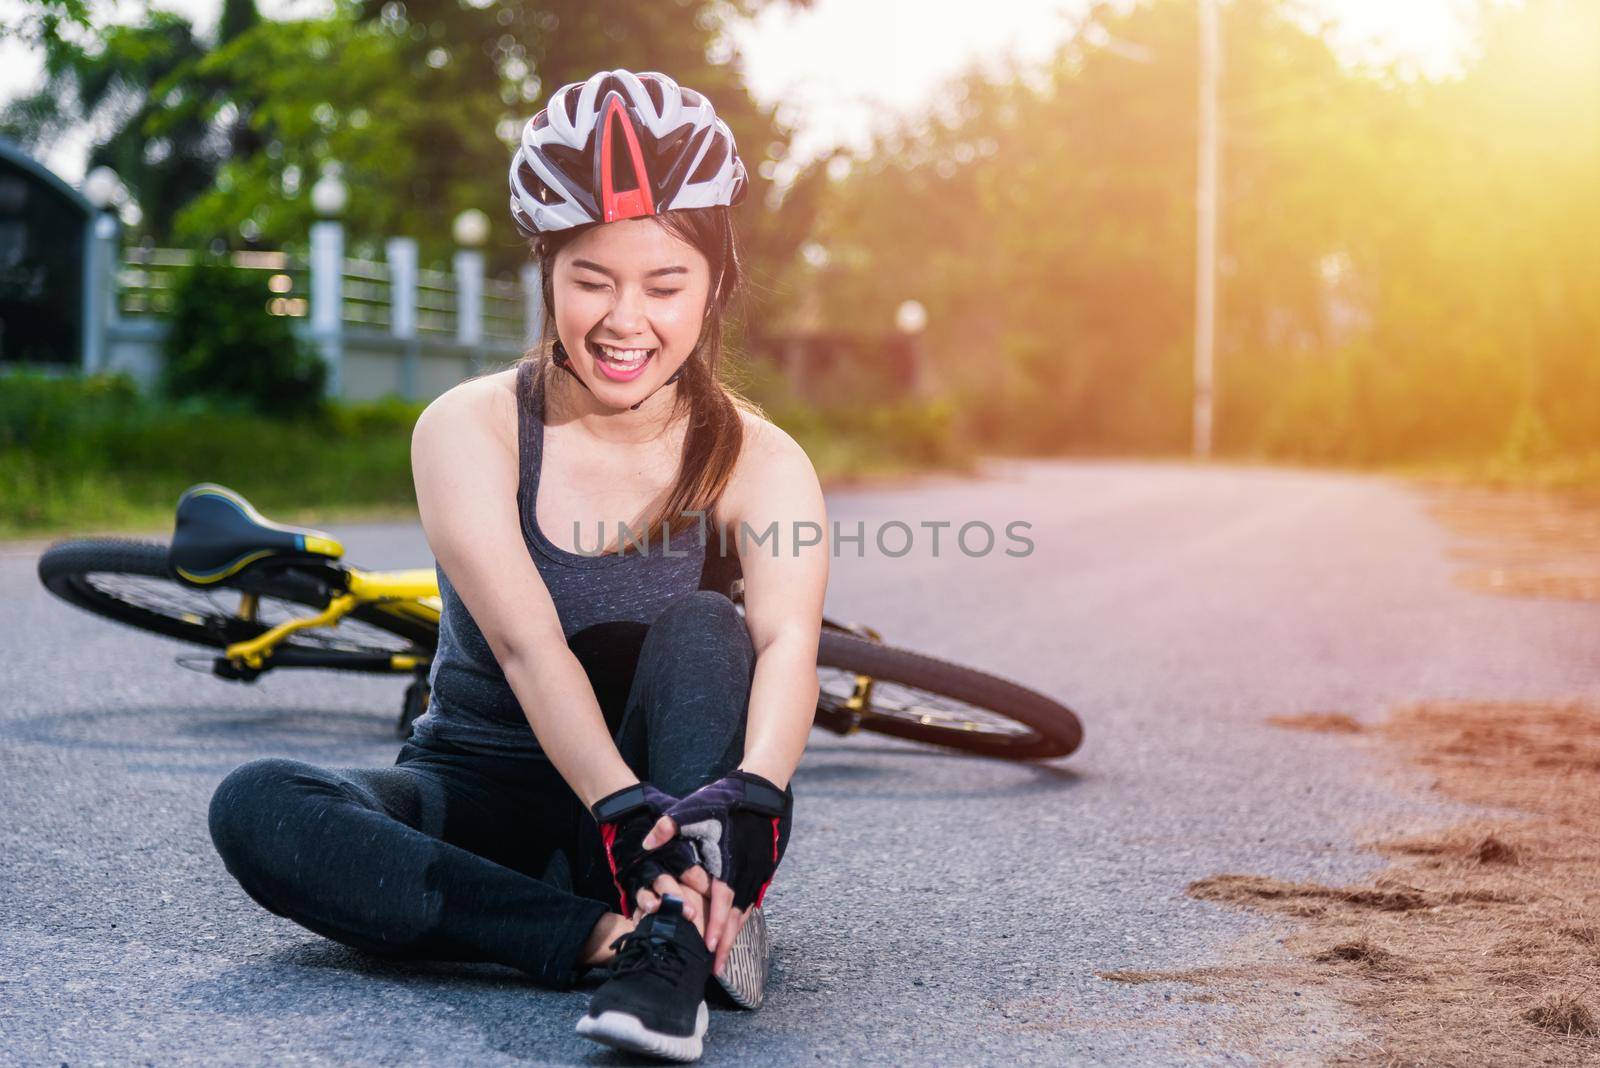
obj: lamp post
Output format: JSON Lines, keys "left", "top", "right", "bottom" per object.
{"left": 309, "top": 166, "right": 347, "bottom": 397}
{"left": 81, "top": 166, "right": 123, "bottom": 376}
{"left": 895, "top": 298, "right": 929, "bottom": 397}
{"left": 1193, "top": 0, "right": 1219, "bottom": 458}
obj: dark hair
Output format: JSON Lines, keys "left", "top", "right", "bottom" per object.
{"left": 520, "top": 206, "right": 763, "bottom": 552}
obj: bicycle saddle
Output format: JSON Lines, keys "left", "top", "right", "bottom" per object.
{"left": 168, "top": 483, "right": 345, "bottom": 586}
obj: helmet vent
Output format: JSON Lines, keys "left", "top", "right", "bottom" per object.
{"left": 688, "top": 133, "right": 729, "bottom": 185}
{"left": 518, "top": 161, "right": 557, "bottom": 204}
{"left": 608, "top": 109, "right": 642, "bottom": 195}
{"left": 642, "top": 75, "right": 667, "bottom": 113}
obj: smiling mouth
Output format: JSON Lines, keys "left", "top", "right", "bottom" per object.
{"left": 588, "top": 341, "right": 657, "bottom": 371}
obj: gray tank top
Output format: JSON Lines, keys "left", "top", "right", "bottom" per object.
{"left": 407, "top": 359, "right": 742, "bottom": 757}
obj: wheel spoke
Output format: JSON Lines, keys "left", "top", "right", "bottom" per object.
{"left": 83, "top": 572, "right": 413, "bottom": 654}
{"left": 816, "top": 667, "right": 1037, "bottom": 739}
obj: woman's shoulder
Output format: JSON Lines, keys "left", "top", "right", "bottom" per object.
{"left": 719, "top": 407, "right": 821, "bottom": 527}
{"left": 418, "top": 366, "right": 521, "bottom": 454}
{"left": 732, "top": 407, "right": 812, "bottom": 476}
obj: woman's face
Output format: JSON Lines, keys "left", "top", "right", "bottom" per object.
{"left": 551, "top": 218, "right": 713, "bottom": 409}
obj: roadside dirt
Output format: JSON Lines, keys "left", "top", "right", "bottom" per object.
{"left": 1099, "top": 487, "right": 1600, "bottom": 1064}
{"left": 1103, "top": 701, "right": 1600, "bottom": 1065}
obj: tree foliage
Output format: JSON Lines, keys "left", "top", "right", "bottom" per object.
{"left": 174, "top": 0, "right": 812, "bottom": 279}
{"left": 800, "top": 0, "right": 1600, "bottom": 464}
{"left": 1, "top": 0, "right": 262, "bottom": 238}
{"left": 5, "top": 0, "right": 814, "bottom": 292}
{"left": 0, "top": 0, "right": 93, "bottom": 47}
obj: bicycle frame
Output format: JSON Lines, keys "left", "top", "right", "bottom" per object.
{"left": 222, "top": 566, "right": 440, "bottom": 672}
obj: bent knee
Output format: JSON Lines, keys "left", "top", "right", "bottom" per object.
{"left": 207, "top": 757, "right": 323, "bottom": 864}
{"left": 654, "top": 589, "right": 745, "bottom": 640}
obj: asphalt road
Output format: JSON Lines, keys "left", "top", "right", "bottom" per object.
{"left": 4, "top": 459, "right": 1598, "bottom": 1066}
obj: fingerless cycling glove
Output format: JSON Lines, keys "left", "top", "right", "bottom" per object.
{"left": 662, "top": 770, "right": 792, "bottom": 911}
{"left": 590, "top": 782, "right": 701, "bottom": 918}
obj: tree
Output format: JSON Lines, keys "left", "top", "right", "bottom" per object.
{"left": 798, "top": 0, "right": 1600, "bottom": 463}
{"left": 6, "top": 0, "right": 815, "bottom": 296}
{"left": 173, "top": 0, "right": 815, "bottom": 280}
{"left": 0, "top": 0, "right": 92, "bottom": 47}
{"left": 0, "top": 0, "right": 263, "bottom": 241}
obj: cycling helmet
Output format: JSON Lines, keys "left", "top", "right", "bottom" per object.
{"left": 509, "top": 69, "right": 749, "bottom": 237}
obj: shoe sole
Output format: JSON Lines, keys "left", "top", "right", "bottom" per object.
{"left": 576, "top": 1002, "right": 708, "bottom": 1063}
{"left": 713, "top": 907, "right": 770, "bottom": 1010}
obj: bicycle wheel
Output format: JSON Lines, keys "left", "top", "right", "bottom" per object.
{"left": 816, "top": 631, "right": 1082, "bottom": 761}
{"left": 37, "top": 538, "right": 431, "bottom": 660}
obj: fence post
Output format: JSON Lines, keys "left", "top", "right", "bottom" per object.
{"left": 309, "top": 168, "right": 347, "bottom": 397}
{"left": 521, "top": 262, "right": 542, "bottom": 348}
{"left": 454, "top": 249, "right": 483, "bottom": 351}
{"left": 80, "top": 166, "right": 123, "bottom": 377}
{"left": 83, "top": 212, "right": 120, "bottom": 376}
{"left": 309, "top": 220, "right": 344, "bottom": 396}
{"left": 452, "top": 210, "right": 487, "bottom": 373}
{"left": 387, "top": 236, "right": 419, "bottom": 401}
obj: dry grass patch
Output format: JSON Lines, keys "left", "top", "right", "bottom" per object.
{"left": 1266, "top": 711, "right": 1366, "bottom": 734}
{"left": 1523, "top": 992, "right": 1599, "bottom": 1037}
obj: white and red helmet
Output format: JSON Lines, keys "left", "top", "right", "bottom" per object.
{"left": 509, "top": 69, "right": 750, "bottom": 236}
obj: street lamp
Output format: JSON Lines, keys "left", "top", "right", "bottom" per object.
{"left": 453, "top": 208, "right": 489, "bottom": 248}
{"left": 894, "top": 299, "right": 929, "bottom": 396}
{"left": 311, "top": 169, "right": 348, "bottom": 218}
{"left": 82, "top": 166, "right": 121, "bottom": 212}
{"left": 895, "top": 299, "right": 928, "bottom": 336}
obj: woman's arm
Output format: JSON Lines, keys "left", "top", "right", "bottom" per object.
{"left": 411, "top": 379, "right": 637, "bottom": 809}
{"left": 723, "top": 421, "right": 830, "bottom": 791}
{"left": 644, "top": 416, "right": 828, "bottom": 964}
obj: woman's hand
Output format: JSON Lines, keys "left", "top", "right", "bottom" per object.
{"left": 589, "top": 782, "right": 704, "bottom": 920}
{"left": 634, "top": 866, "right": 712, "bottom": 926}
{"left": 643, "top": 815, "right": 749, "bottom": 974}
{"left": 641, "top": 770, "right": 793, "bottom": 975}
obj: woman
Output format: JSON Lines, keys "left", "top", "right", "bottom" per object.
{"left": 206, "top": 68, "right": 829, "bottom": 1063}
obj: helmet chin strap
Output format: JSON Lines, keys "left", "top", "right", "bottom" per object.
{"left": 551, "top": 339, "right": 684, "bottom": 411}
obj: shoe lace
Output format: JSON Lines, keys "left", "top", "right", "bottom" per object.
{"left": 606, "top": 928, "right": 691, "bottom": 982}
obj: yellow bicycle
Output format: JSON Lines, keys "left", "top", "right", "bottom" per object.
{"left": 38, "top": 483, "right": 1082, "bottom": 761}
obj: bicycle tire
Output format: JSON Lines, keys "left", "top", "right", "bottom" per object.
{"left": 37, "top": 538, "right": 431, "bottom": 659}
{"left": 816, "top": 631, "right": 1082, "bottom": 761}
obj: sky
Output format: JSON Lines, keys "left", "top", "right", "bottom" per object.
{"left": 0, "top": 0, "right": 1481, "bottom": 183}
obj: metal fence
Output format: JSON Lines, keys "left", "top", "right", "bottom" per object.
{"left": 118, "top": 247, "right": 313, "bottom": 320}
{"left": 116, "top": 246, "right": 528, "bottom": 348}
{"left": 100, "top": 233, "right": 538, "bottom": 400}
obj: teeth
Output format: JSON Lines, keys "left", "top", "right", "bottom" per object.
{"left": 596, "top": 344, "right": 653, "bottom": 368}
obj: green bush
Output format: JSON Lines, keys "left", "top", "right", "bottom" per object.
{"left": 160, "top": 256, "right": 327, "bottom": 418}
{"left": 0, "top": 370, "right": 421, "bottom": 536}
{"left": 0, "top": 364, "right": 974, "bottom": 538}
{"left": 0, "top": 371, "right": 142, "bottom": 462}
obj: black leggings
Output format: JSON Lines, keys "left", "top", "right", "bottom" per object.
{"left": 207, "top": 589, "right": 766, "bottom": 990}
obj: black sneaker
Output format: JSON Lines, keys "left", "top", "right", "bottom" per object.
{"left": 709, "top": 906, "right": 771, "bottom": 1010}
{"left": 576, "top": 895, "right": 713, "bottom": 1062}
